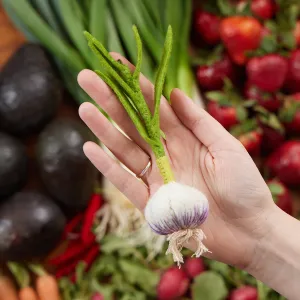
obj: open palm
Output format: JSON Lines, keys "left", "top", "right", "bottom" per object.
{"left": 78, "top": 53, "right": 276, "bottom": 270}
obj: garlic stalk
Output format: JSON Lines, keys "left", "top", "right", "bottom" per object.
{"left": 85, "top": 26, "right": 209, "bottom": 266}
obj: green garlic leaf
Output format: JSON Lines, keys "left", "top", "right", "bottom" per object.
{"left": 192, "top": 271, "right": 228, "bottom": 300}
{"left": 118, "top": 259, "right": 160, "bottom": 296}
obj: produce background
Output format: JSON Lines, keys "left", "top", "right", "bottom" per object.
{"left": 0, "top": 0, "right": 300, "bottom": 299}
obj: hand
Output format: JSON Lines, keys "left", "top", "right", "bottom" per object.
{"left": 77, "top": 53, "right": 276, "bottom": 270}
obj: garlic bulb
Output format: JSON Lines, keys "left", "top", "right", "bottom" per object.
{"left": 144, "top": 182, "right": 209, "bottom": 266}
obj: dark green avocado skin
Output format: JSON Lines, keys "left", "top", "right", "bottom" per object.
{"left": 37, "top": 118, "right": 98, "bottom": 212}
{"left": 0, "top": 132, "right": 28, "bottom": 200}
{"left": 0, "top": 191, "right": 66, "bottom": 262}
{"left": 0, "top": 43, "right": 62, "bottom": 135}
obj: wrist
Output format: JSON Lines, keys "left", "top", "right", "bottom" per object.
{"left": 246, "top": 205, "right": 300, "bottom": 299}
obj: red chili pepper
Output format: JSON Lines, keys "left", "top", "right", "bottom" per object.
{"left": 55, "top": 259, "right": 79, "bottom": 279}
{"left": 49, "top": 237, "right": 95, "bottom": 266}
{"left": 81, "top": 194, "right": 102, "bottom": 244}
{"left": 62, "top": 213, "right": 84, "bottom": 240}
{"left": 71, "top": 245, "right": 100, "bottom": 282}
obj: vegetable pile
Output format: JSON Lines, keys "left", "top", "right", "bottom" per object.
{"left": 192, "top": 0, "right": 300, "bottom": 217}
{"left": 1, "top": 0, "right": 300, "bottom": 299}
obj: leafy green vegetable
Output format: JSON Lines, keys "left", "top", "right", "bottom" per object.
{"left": 119, "top": 259, "right": 160, "bottom": 295}
{"left": 192, "top": 271, "right": 228, "bottom": 300}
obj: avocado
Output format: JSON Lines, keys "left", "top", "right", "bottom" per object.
{"left": 37, "top": 118, "right": 98, "bottom": 212}
{"left": 0, "top": 43, "right": 62, "bottom": 135}
{"left": 0, "top": 132, "right": 28, "bottom": 200}
{"left": 0, "top": 191, "right": 66, "bottom": 262}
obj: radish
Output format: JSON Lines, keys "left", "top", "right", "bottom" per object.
{"left": 85, "top": 26, "right": 210, "bottom": 266}
{"left": 91, "top": 293, "right": 104, "bottom": 300}
{"left": 184, "top": 257, "right": 206, "bottom": 279}
{"left": 157, "top": 267, "right": 190, "bottom": 300}
{"left": 229, "top": 286, "right": 258, "bottom": 300}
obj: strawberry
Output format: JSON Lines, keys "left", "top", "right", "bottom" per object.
{"left": 284, "top": 49, "right": 300, "bottom": 93}
{"left": 231, "top": 119, "right": 262, "bottom": 156}
{"left": 267, "top": 179, "right": 293, "bottom": 215}
{"left": 207, "top": 101, "right": 239, "bottom": 130}
{"left": 279, "top": 93, "right": 300, "bottom": 135}
{"left": 196, "top": 54, "right": 236, "bottom": 91}
{"left": 266, "top": 141, "right": 300, "bottom": 187}
{"left": 157, "top": 267, "right": 190, "bottom": 300}
{"left": 251, "top": 0, "right": 276, "bottom": 20}
{"left": 246, "top": 54, "right": 288, "bottom": 93}
{"left": 244, "top": 84, "right": 281, "bottom": 112}
{"left": 255, "top": 106, "right": 285, "bottom": 155}
{"left": 294, "top": 20, "right": 300, "bottom": 48}
{"left": 220, "top": 17, "right": 262, "bottom": 65}
{"left": 261, "top": 125, "right": 285, "bottom": 155}
{"left": 183, "top": 257, "right": 205, "bottom": 279}
{"left": 194, "top": 10, "right": 221, "bottom": 45}
{"left": 228, "top": 286, "right": 258, "bottom": 300}
{"left": 206, "top": 79, "right": 248, "bottom": 130}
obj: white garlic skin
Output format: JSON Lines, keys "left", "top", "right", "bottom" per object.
{"left": 144, "top": 182, "right": 209, "bottom": 235}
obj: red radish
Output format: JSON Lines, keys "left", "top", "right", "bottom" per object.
{"left": 157, "top": 267, "right": 190, "bottom": 300}
{"left": 284, "top": 49, "right": 300, "bottom": 93}
{"left": 183, "top": 257, "right": 205, "bottom": 279}
{"left": 267, "top": 180, "right": 293, "bottom": 215}
{"left": 207, "top": 101, "right": 240, "bottom": 130}
{"left": 220, "top": 16, "right": 262, "bottom": 65}
{"left": 244, "top": 84, "right": 281, "bottom": 112}
{"left": 280, "top": 93, "right": 300, "bottom": 135}
{"left": 247, "top": 54, "right": 288, "bottom": 93}
{"left": 294, "top": 20, "right": 300, "bottom": 47}
{"left": 261, "top": 125, "right": 285, "bottom": 155}
{"left": 196, "top": 54, "right": 236, "bottom": 91}
{"left": 251, "top": 0, "right": 275, "bottom": 20}
{"left": 194, "top": 10, "right": 221, "bottom": 45}
{"left": 229, "top": 286, "right": 258, "bottom": 300}
{"left": 91, "top": 293, "right": 104, "bottom": 300}
{"left": 266, "top": 141, "right": 300, "bottom": 187}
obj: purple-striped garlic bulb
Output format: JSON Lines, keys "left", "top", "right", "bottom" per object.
{"left": 144, "top": 182, "right": 209, "bottom": 267}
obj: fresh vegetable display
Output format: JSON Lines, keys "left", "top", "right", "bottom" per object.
{"left": 1, "top": 0, "right": 300, "bottom": 299}
{"left": 0, "top": 192, "right": 66, "bottom": 262}
{"left": 36, "top": 118, "right": 98, "bottom": 213}
{"left": 0, "top": 132, "right": 27, "bottom": 199}
{"left": 0, "top": 43, "right": 62, "bottom": 136}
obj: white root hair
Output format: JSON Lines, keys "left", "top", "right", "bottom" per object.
{"left": 166, "top": 228, "right": 210, "bottom": 268}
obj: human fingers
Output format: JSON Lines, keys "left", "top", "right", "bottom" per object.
{"left": 83, "top": 141, "right": 149, "bottom": 210}
{"left": 78, "top": 69, "right": 149, "bottom": 151}
{"left": 171, "top": 88, "right": 240, "bottom": 151}
{"left": 79, "top": 102, "right": 150, "bottom": 178}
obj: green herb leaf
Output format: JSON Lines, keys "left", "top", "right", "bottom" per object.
{"left": 192, "top": 271, "right": 228, "bottom": 300}
{"left": 101, "top": 234, "right": 132, "bottom": 253}
{"left": 118, "top": 259, "right": 160, "bottom": 296}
